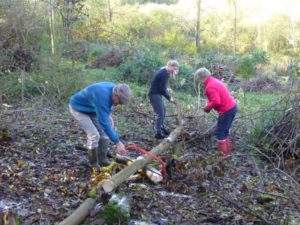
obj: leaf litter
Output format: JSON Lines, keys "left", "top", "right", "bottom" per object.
{"left": 0, "top": 101, "right": 299, "bottom": 225}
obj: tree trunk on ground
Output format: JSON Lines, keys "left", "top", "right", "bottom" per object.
{"left": 59, "top": 105, "right": 183, "bottom": 224}
{"left": 58, "top": 198, "right": 96, "bottom": 225}
{"left": 102, "top": 125, "right": 183, "bottom": 192}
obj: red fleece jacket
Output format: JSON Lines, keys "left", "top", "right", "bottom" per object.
{"left": 204, "top": 76, "right": 236, "bottom": 114}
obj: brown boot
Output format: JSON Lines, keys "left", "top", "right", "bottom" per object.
{"left": 87, "top": 149, "right": 100, "bottom": 168}
{"left": 97, "top": 138, "right": 111, "bottom": 166}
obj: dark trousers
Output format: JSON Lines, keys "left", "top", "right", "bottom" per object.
{"left": 215, "top": 105, "right": 237, "bottom": 140}
{"left": 149, "top": 94, "right": 166, "bottom": 134}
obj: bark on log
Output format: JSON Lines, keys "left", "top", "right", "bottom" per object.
{"left": 58, "top": 198, "right": 96, "bottom": 225}
{"left": 102, "top": 125, "right": 183, "bottom": 192}
{"left": 58, "top": 105, "right": 183, "bottom": 224}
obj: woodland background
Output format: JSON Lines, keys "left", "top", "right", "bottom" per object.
{"left": 0, "top": 0, "right": 300, "bottom": 224}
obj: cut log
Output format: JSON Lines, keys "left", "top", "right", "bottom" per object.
{"left": 116, "top": 155, "right": 163, "bottom": 183}
{"left": 58, "top": 198, "right": 96, "bottom": 225}
{"left": 102, "top": 125, "right": 183, "bottom": 192}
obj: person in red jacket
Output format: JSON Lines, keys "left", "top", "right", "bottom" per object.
{"left": 194, "top": 67, "right": 237, "bottom": 159}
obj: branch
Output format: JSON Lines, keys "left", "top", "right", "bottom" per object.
{"left": 58, "top": 198, "right": 96, "bottom": 225}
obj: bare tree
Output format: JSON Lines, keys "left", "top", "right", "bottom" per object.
{"left": 49, "top": 0, "right": 56, "bottom": 55}
{"left": 195, "top": 0, "right": 201, "bottom": 53}
{"left": 233, "top": 0, "right": 237, "bottom": 56}
{"left": 286, "top": 14, "right": 299, "bottom": 55}
{"left": 107, "top": 0, "right": 113, "bottom": 22}
{"left": 228, "top": 0, "right": 237, "bottom": 56}
{"left": 58, "top": 0, "right": 86, "bottom": 43}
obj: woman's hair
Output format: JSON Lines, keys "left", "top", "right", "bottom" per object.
{"left": 166, "top": 60, "right": 179, "bottom": 68}
{"left": 194, "top": 67, "right": 211, "bottom": 80}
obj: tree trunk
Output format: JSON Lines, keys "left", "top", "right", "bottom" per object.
{"left": 195, "top": 0, "right": 201, "bottom": 53}
{"left": 102, "top": 125, "right": 183, "bottom": 192}
{"left": 49, "top": 0, "right": 56, "bottom": 55}
{"left": 21, "top": 70, "right": 25, "bottom": 107}
{"left": 63, "top": 0, "right": 71, "bottom": 43}
{"left": 108, "top": 0, "right": 112, "bottom": 22}
{"left": 233, "top": 0, "right": 237, "bottom": 57}
{"left": 58, "top": 198, "right": 96, "bottom": 225}
{"left": 59, "top": 105, "right": 183, "bottom": 224}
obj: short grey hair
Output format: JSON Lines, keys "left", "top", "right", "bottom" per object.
{"left": 194, "top": 67, "right": 211, "bottom": 80}
{"left": 167, "top": 60, "right": 179, "bottom": 68}
{"left": 115, "top": 84, "right": 132, "bottom": 104}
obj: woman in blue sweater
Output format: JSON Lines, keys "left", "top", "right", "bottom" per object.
{"left": 148, "top": 60, "right": 179, "bottom": 139}
{"left": 69, "top": 82, "right": 132, "bottom": 167}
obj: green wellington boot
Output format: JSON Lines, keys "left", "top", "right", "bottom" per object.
{"left": 98, "top": 138, "right": 111, "bottom": 166}
{"left": 87, "top": 149, "right": 100, "bottom": 168}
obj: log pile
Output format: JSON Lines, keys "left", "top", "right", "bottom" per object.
{"left": 241, "top": 76, "right": 283, "bottom": 92}
{"left": 212, "top": 63, "right": 239, "bottom": 83}
{"left": 259, "top": 93, "right": 300, "bottom": 160}
{"left": 86, "top": 51, "right": 123, "bottom": 69}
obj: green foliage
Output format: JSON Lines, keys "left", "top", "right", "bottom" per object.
{"left": 286, "top": 59, "right": 300, "bottom": 77}
{"left": 236, "top": 55, "right": 256, "bottom": 78}
{"left": 60, "top": 41, "right": 90, "bottom": 62}
{"left": 265, "top": 14, "right": 291, "bottom": 55}
{"left": 0, "top": 0, "right": 46, "bottom": 72}
{"left": 98, "top": 193, "right": 130, "bottom": 225}
{"left": 245, "top": 94, "right": 284, "bottom": 146}
{"left": 256, "top": 194, "right": 274, "bottom": 204}
{"left": 0, "top": 71, "right": 35, "bottom": 101}
{"left": 0, "top": 0, "right": 46, "bottom": 47}
{"left": 153, "top": 26, "right": 196, "bottom": 55}
{"left": 87, "top": 43, "right": 110, "bottom": 60}
{"left": 235, "top": 49, "right": 269, "bottom": 79}
{"left": 98, "top": 203, "right": 130, "bottom": 224}
{"left": 34, "top": 61, "right": 85, "bottom": 104}
{"left": 194, "top": 49, "right": 225, "bottom": 69}
{"left": 84, "top": 67, "right": 121, "bottom": 83}
{"left": 117, "top": 46, "right": 163, "bottom": 84}
{"left": 0, "top": 58, "right": 85, "bottom": 105}
{"left": 169, "top": 63, "right": 195, "bottom": 94}
{"left": 88, "top": 187, "right": 97, "bottom": 199}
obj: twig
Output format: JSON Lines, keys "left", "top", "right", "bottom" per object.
{"left": 249, "top": 188, "right": 289, "bottom": 200}
{"left": 250, "top": 156, "right": 265, "bottom": 189}
{"left": 209, "top": 188, "right": 277, "bottom": 225}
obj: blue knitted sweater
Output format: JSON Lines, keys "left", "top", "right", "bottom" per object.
{"left": 70, "top": 82, "right": 119, "bottom": 144}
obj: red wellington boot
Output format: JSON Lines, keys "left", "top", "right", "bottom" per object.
{"left": 226, "top": 137, "right": 232, "bottom": 155}
{"left": 217, "top": 139, "right": 229, "bottom": 159}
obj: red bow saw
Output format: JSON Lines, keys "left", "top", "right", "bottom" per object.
{"left": 125, "top": 145, "right": 167, "bottom": 177}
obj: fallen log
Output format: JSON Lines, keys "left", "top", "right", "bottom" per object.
{"left": 58, "top": 104, "right": 183, "bottom": 225}
{"left": 58, "top": 198, "right": 96, "bottom": 225}
{"left": 102, "top": 125, "right": 183, "bottom": 192}
{"left": 115, "top": 155, "right": 164, "bottom": 183}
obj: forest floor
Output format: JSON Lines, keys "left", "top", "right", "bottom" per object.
{"left": 0, "top": 99, "right": 299, "bottom": 225}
